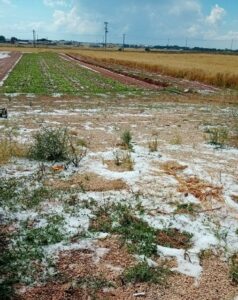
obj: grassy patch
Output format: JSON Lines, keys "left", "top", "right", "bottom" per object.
{"left": 123, "top": 261, "right": 170, "bottom": 284}
{"left": 90, "top": 204, "right": 157, "bottom": 257}
{"left": 0, "top": 215, "right": 66, "bottom": 292}
{"left": 0, "top": 178, "right": 53, "bottom": 211}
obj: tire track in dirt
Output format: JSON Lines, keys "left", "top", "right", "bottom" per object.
{"left": 0, "top": 52, "right": 22, "bottom": 86}
{"left": 61, "top": 53, "right": 163, "bottom": 90}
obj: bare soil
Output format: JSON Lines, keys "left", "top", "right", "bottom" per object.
{"left": 0, "top": 52, "right": 21, "bottom": 82}
{"left": 65, "top": 53, "right": 221, "bottom": 94}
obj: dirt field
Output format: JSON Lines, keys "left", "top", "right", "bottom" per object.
{"left": 0, "top": 51, "right": 21, "bottom": 85}
{"left": 1, "top": 93, "right": 238, "bottom": 299}
{"left": 0, "top": 49, "right": 238, "bottom": 300}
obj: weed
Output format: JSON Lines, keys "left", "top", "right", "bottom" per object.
{"left": 20, "top": 215, "right": 65, "bottom": 247}
{"left": 77, "top": 276, "right": 114, "bottom": 290}
{"left": 22, "top": 187, "right": 51, "bottom": 209}
{"left": 175, "top": 203, "right": 199, "bottom": 214}
{"left": 148, "top": 137, "right": 158, "bottom": 152}
{"left": 113, "top": 209, "right": 157, "bottom": 256}
{"left": 0, "top": 178, "right": 20, "bottom": 205}
{"left": 113, "top": 150, "right": 134, "bottom": 171}
{"left": 123, "top": 261, "right": 170, "bottom": 284}
{"left": 229, "top": 254, "right": 238, "bottom": 284}
{"left": 90, "top": 204, "right": 157, "bottom": 256}
{"left": 206, "top": 127, "right": 228, "bottom": 148}
{"left": 0, "top": 215, "right": 66, "bottom": 291}
{"left": 170, "top": 132, "right": 182, "bottom": 145}
{"left": 68, "top": 137, "right": 87, "bottom": 167}
{"left": 198, "top": 249, "right": 214, "bottom": 260}
{"left": 121, "top": 130, "right": 133, "bottom": 151}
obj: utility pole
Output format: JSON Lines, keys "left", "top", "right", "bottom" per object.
{"left": 33, "top": 30, "right": 36, "bottom": 48}
{"left": 231, "top": 39, "right": 234, "bottom": 51}
{"left": 122, "top": 33, "right": 126, "bottom": 50}
{"left": 104, "top": 21, "right": 108, "bottom": 49}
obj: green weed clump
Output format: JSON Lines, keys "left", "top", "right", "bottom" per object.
{"left": 114, "top": 211, "right": 157, "bottom": 256}
{"left": 229, "top": 254, "right": 238, "bottom": 284}
{"left": 0, "top": 215, "right": 66, "bottom": 295}
{"left": 123, "top": 262, "right": 170, "bottom": 284}
{"left": 121, "top": 130, "right": 133, "bottom": 151}
{"left": 206, "top": 127, "right": 228, "bottom": 148}
{"left": 30, "top": 128, "right": 69, "bottom": 161}
{"left": 175, "top": 203, "right": 199, "bottom": 214}
{"left": 90, "top": 204, "right": 157, "bottom": 257}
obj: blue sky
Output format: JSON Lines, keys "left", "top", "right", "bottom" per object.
{"left": 0, "top": 0, "right": 237, "bottom": 48}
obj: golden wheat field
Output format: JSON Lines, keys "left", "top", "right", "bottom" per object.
{"left": 75, "top": 50, "right": 238, "bottom": 88}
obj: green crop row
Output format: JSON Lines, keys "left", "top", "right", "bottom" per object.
{"left": 1, "top": 53, "right": 139, "bottom": 95}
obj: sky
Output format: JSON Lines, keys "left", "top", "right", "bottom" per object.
{"left": 0, "top": 0, "right": 237, "bottom": 49}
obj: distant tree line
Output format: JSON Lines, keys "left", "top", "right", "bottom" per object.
{"left": 0, "top": 35, "right": 18, "bottom": 44}
{"left": 0, "top": 34, "right": 237, "bottom": 53}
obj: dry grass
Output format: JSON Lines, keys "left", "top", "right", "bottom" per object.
{"left": 71, "top": 50, "right": 238, "bottom": 88}
{"left": 177, "top": 176, "right": 223, "bottom": 202}
{"left": 105, "top": 151, "right": 134, "bottom": 172}
{"left": 160, "top": 161, "right": 187, "bottom": 176}
{"left": 47, "top": 172, "right": 127, "bottom": 192}
{"left": 0, "top": 139, "right": 27, "bottom": 165}
{"left": 161, "top": 161, "right": 223, "bottom": 202}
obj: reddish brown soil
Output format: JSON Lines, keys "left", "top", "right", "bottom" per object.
{"left": 64, "top": 53, "right": 220, "bottom": 94}
{"left": 61, "top": 54, "right": 163, "bottom": 90}
{"left": 0, "top": 52, "right": 22, "bottom": 82}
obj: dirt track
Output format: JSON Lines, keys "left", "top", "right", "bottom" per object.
{"left": 64, "top": 53, "right": 221, "bottom": 94}
{"left": 0, "top": 52, "right": 22, "bottom": 83}
{"left": 61, "top": 53, "right": 163, "bottom": 90}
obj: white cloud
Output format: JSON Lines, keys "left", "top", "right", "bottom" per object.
{"left": 169, "top": 0, "right": 201, "bottom": 16}
{"left": 1, "top": 0, "right": 12, "bottom": 5}
{"left": 206, "top": 4, "right": 226, "bottom": 25}
{"left": 52, "top": 6, "right": 100, "bottom": 34}
{"left": 43, "top": 0, "right": 67, "bottom": 7}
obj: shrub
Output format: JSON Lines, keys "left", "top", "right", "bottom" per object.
{"left": 206, "top": 127, "right": 228, "bottom": 148}
{"left": 29, "top": 128, "right": 69, "bottom": 161}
